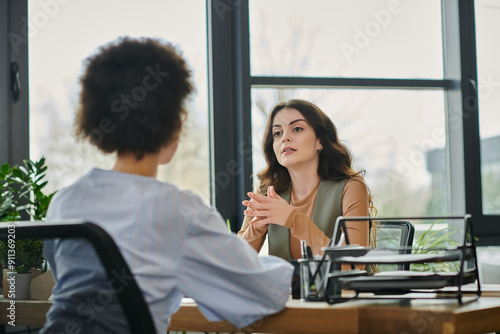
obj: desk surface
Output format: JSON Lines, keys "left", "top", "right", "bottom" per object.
{"left": 1, "top": 285, "right": 500, "bottom": 334}
{"left": 169, "top": 296, "right": 500, "bottom": 334}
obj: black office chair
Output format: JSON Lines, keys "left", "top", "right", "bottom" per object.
{"left": 372, "top": 220, "right": 415, "bottom": 271}
{"left": 0, "top": 220, "right": 156, "bottom": 334}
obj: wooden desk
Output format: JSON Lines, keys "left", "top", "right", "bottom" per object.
{"left": 1, "top": 285, "right": 500, "bottom": 334}
{"left": 169, "top": 297, "right": 500, "bottom": 334}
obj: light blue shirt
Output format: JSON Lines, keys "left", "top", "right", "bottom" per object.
{"left": 43, "top": 168, "right": 293, "bottom": 334}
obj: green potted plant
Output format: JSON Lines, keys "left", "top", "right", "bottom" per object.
{"left": 410, "top": 220, "right": 464, "bottom": 273}
{"left": 0, "top": 157, "right": 56, "bottom": 299}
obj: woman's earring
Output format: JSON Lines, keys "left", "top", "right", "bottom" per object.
{"left": 318, "top": 149, "right": 323, "bottom": 154}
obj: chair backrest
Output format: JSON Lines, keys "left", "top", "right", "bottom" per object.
{"left": 373, "top": 220, "right": 415, "bottom": 271}
{"left": 0, "top": 220, "right": 156, "bottom": 334}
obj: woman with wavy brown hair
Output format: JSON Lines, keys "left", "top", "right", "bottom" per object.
{"left": 238, "top": 99, "right": 375, "bottom": 260}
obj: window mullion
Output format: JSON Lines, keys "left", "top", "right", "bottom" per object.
{"left": 0, "top": 0, "right": 29, "bottom": 166}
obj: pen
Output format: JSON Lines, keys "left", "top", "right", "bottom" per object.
{"left": 306, "top": 246, "right": 313, "bottom": 260}
{"left": 300, "top": 240, "right": 307, "bottom": 259}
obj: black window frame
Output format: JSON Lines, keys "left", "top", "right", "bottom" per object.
{"left": 208, "top": 0, "right": 499, "bottom": 244}
{"left": 0, "top": 0, "right": 29, "bottom": 168}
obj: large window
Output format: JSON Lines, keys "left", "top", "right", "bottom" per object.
{"left": 248, "top": 0, "right": 448, "bottom": 217}
{"left": 28, "top": 0, "right": 210, "bottom": 200}
{"left": 249, "top": 0, "right": 443, "bottom": 79}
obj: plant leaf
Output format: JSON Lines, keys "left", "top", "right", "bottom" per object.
{"left": 11, "top": 167, "right": 23, "bottom": 179}
{"left": 0, "top": 163, "right": 10, "bottom": 177}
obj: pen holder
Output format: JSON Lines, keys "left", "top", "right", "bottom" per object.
{"left": 290, "top": 260, "right": 301, "bottom": 299}
{"left": 298, "top": 258, "right": 329, "bottom": 301}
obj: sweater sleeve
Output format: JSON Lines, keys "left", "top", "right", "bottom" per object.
{"left": 342, "top": 178, "right": 370, "bottom": 247}
{"left": 285, "top": 209, "right": 331, "bottom": 257}
{"left": 237, "top": 214, "right": 268, "bottom": 253}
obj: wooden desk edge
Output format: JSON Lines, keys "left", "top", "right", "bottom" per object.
{"left": 1, "top": 285, "right": 500, "bottom": 333}
{"left": 169, "top": 300, "right": 358, "bottom": 334}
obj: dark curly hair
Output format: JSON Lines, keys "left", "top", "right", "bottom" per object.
{"left": 257, "top": 99, "right": 376, "bottom": 214}
{"left": 76, "top": 36, "right": 193, "bottom": 159}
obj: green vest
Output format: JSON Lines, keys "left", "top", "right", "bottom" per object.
{"left": 268, "top": 179, "right": 347, "bottom": 261}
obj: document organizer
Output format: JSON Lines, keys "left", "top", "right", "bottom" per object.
{"left": 321, "top": 214, "right": 481, "bottom": 305}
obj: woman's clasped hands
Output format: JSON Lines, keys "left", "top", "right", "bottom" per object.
{"left": 242, "top": 186, "right": 294, "bottom": 227}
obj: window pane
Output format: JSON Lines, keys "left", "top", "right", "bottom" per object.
{"left": 252, "top": 88, "right": 448, "bottom": 216}
{"left": 475, "top": 0, "right": 500, "bottom": 215}
{"left": 28, "top": 0, "right": 210, "bottom": 201}
{"left": 249, "top": 0, "right": 443, "bottom": 79}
